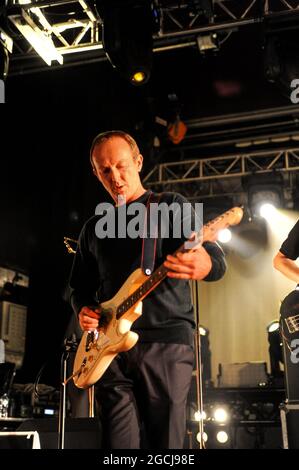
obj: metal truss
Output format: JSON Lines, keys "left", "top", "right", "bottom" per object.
{"left": 158, "top": 0, "right": 299, "bottom": 37}
{"left": 7, "top": 0, "right": 101, "bottom": 60}
{"left": 4, "top": 0, "right": 299, "bottom": 73}
{"left": 142, "top": 147, "right": 299, "bottom": 202}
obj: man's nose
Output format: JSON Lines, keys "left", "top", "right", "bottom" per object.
{"left": 111, "top": 168, "right": 121, "bottom": 183}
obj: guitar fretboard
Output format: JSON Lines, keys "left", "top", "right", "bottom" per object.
{"left": 116, "top": 264, "right": 168, "bottom": 318}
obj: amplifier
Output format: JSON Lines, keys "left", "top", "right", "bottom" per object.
{"left": 0, "top": 431, "right": 40, "bottom": 449}
{"left": 218, "top": 362, "right": 268, "bottom": 388}
{"left": 17, "top": 418, "right": 102, "bottom": 449}
{"left": 0, "top": 301, "right": 27, "bottom": 368}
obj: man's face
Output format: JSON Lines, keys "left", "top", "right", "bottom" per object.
{"left": 92, "top": 136, "right": 143, "bottom": 204}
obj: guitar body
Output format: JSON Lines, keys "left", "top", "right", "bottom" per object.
{"left": 73, "top": 268, "right": 147, "bottom": 389}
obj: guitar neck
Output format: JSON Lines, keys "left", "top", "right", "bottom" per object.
{"left": 116, "top": 206, "right": 243, "bottom": 319}
{"left": 116, "top": 232, "right": 204, "bottom": 319}
{"left": 116, "top": 263, "right": 168, "bottom": 319}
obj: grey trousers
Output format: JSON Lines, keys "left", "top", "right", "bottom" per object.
{"left": 96, "top": 342, "right": 194, "bottom": 449}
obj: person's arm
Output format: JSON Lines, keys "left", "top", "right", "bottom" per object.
{"left": 273, "top": 251, "right": 299, "bottom": 283}
{"left": 164, "top": 240, "right": 226, "bottom": 281}
{"left": 163, "top": 193, "right": 226, "bottom": 281}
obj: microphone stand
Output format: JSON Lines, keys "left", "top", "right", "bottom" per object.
{"left": 191, "top": 280, "right": 205, "bottom": 449}
{"left": 58, "top": 335, "right": 78, "bottom": 450}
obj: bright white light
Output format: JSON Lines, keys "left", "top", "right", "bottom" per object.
{"left": 259, "top": 203, "right": 277, "bottom": 220}
{"left": 196, "top": 431, "right": 208, "bottom": 443}
{"left": 11, "top": 18, "right": 63, "bottom": 66}
{"left": 199, "top": 326, "right": 207, "bottom": 336}
{"left": 214, "top": 407, "right": 229, "bottom": 423}
{"left": 267, "top": 321, "right": 280, "bottom": 333}
{"left": 217, "top": 228, "right": 232, "bottom": 243}
{"left": 194, "top": 410, "right": 207, "bottom": 421}
{"left": 216, "top": 430, "right": 229, "bottom": 444}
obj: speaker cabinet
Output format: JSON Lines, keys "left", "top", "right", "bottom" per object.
{"left": 280, "top": 402, "right": 299, "bottom": 449}
{"left": 0, "top": 431, "right": 40, "bottom": 449}
{"left": 17, "top": 417, "right": 102, "bottom": 449}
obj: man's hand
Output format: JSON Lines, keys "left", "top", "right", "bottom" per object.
{"left": 164, "top": 244, "right": 212, "bottom": 280}
{"left": 78, "top": 306, "right": 101, "bottom": 331}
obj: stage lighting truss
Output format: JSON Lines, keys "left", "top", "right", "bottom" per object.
{"left": 4, "top": 0, "right": 299, "bottom": 73}
{"left": 7, "top": 0, "right": 102, "bottom": 66}
{"left": 143, "top": 146, "right": 299, "bottom": 207}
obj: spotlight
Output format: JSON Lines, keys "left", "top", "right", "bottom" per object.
{"left": 167, "top": 117, "right": 187, "bottom": 144}
{"left": 194, "top": 410, "right": 207, "bottom": 421}
{"left": 98, "top": 1, "right": 153, "bottom": 85}
{"left": 213, "top": 406, "right": 229, "bottom": 423}
{"left": 245, "top": 174, "right": 284, "bottom": 218}
{"left": 197, "top": 33, "right": 218, "bottom": 54}
{"left": 216, "top": 430, "right": 229, "bottom": 444}
{"left": 217, "top": 228, "right": 232, "bottom": 244}
{"left": 132, "top": 71, "right": 146, "bottom": 84}
{"left": 259, "top": 203, "right": 277, "bottom": 220}
{"left": 267, "top": 320, "right": 280, "bottom": 334}
{"left": 196, "top": 431, "right": 208, "bottom": 443}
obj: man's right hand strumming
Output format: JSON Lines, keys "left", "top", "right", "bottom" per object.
{"left": 78, "top": 306, "right": 101, "bottom": 331}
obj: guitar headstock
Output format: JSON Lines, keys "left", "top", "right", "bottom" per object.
{"left": 203, "top": 206, "right": 244, "bottom": 243}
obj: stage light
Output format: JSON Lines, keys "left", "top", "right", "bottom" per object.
{"left": 197, "top": 33, "right": 218, "bottom": 53}
{"left": 216, "top": 430, "right": 229, "bottom": 444}
{"left": 196, "top": 431, "right": 208, "bottom": 443}
{"left": 217, "top": 228, "right": 232, "bottom": 244}
{"left": 250, "top": 191, "right": 281, "bottom": 217}
{"left": 267, "top": 319, "right": 283, "bottom": 379}
{"left": 132, "top": 71, "right": 146, "bottom": 84}
{"left": 259, "top": 203, "right": 277, "bottom": 220}
{"left": 245, "top": 174, "right": 284, "bottom": 218}
{"left": 194, "top": 410, "right": 207, "bottom": 421}
{"left": 267, "top": 320, "right": 280, "bottom": 334}
{"left": 213, "top": 406, "right": 229, "bottom": 423}
{"left": 98, "top": 1, "right": 153, "bottom": 85}
{"left": 167, "top": 117, "right": 187, "bottom": 144}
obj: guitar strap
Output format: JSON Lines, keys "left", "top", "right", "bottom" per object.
{"left": 141, "top": 191, "right": 163, "bottom": 276}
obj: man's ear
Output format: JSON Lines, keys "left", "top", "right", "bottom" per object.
{"left": 137, "top": 154, "right": 143, "bottom": 172}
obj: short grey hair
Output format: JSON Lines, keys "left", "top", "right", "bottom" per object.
{"left": 90, "top": 130, "right": 140, "bottom": 169}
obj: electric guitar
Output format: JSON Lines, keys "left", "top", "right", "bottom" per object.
{"left": 73, "top": 206, "right": 243, "bottom": 389}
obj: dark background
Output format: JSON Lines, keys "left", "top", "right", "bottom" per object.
{"left": 1, "top": 23, "right": 294, "bottom": 386}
